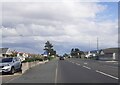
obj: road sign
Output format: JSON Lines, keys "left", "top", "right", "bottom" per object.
{"left": 43, "top": 51, "right": 48, "bottom": 57}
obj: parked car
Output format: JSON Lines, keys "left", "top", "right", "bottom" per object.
{"left": 0, "top": 57, "right": 22, "bottom": 74}
{"left": 59, "top": 57, "right": 64, "bottom": 60}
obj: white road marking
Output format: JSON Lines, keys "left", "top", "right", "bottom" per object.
{"left": 72, "top": 62, "right": 74, "bottom": 64}
{"left": 84, "top": 63, "right": 88, "bottom": 65}
{"left": 96, "top": 70, "right": 118, "bottom": 80}
{"left": 105, "top": 61, "right": 118, "bottom": 63}
{"left": 76, "top": 63, "right": 80, "bottom": 66}
{"left": 83, "top": 66, "right": 91, "bottom": 70}
{"left": 55, "top": 61, "right": 58, "bottom": 84}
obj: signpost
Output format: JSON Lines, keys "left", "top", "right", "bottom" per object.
{"left": 43, "top": 51, "right": 48, "bottom": 57}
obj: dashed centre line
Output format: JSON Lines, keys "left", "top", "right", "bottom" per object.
{"left": 69, "top": 60, "right": 118, "bottom": 80}
{"left": 76, "top": 63, "right": 80, "bottom": 65}
{"left": 83, "top": 66, "right": 91, "bottom": 70}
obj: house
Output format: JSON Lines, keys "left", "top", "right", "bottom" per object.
{"left": 102, "top": 48, "right": 118, "bottom": 54}
{"left": 0, "top": 48, "right": 12, "bottom": 57}
{"left": 84, "top": 48, "right": 119, "bottom": 61}
{"left": 17, "top": 52, "right": 28, "bottom": 61}
{"left": 99, "top": 48, "right": 119, "bottom": 61}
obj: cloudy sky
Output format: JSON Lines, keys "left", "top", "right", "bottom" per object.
{"left": 0, "top": 0, "right": 118, "bottom": 55}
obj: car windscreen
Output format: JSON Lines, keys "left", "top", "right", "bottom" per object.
{"left": 0, "top": 58, "right": 13, "bottom": 63}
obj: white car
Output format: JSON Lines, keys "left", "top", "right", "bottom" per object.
{"left": 0, "top": 57, "right": 22, "bottom": 74}
{"left": 85, "top": 54, "right": 92, "bottom": 59}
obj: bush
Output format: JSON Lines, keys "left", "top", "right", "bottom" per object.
{"left": 22, "top": 57, "right": 43, "bottom": 63}
{"left": 34, "top": 57, "right": 43, "bottom": 61}
{"left": 48, "top": 56, "right": 54, "bottom": 60}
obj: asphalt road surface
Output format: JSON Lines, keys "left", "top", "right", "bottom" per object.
{"left": 2, "top": 58, "right": 118, "bottom": 83}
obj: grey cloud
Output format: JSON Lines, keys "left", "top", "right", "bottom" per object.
{"left": 1, "top": 2, "right": 118, "bottom": 54}
{"left": 2, "top": 2, "right": 106, "bottom": 27}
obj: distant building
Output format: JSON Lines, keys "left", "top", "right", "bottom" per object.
{"left": 84, "top": 48, "right": 119, "bottom": 61}
{"left": 0, "top": 48, "right": 12, "bottom": 57}
{"left": 99, "top": 48, "right": 119, "bottom": 61}
{"left": 17, "top": 52, "right": 28, "bottom": 61}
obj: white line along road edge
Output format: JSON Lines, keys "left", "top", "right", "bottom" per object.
{"left": 96, "top": 70, "right": 118, "bottom": 80}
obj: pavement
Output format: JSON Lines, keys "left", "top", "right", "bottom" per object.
{"left": 1, "top": 72, "right": 22, "bottom": 84}
{"left": 1, "top": 58, "right": 119, "bottom": 83}
{"left": 1, "top": 60, "right": 48, "bottom": 84}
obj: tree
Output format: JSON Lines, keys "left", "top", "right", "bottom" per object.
{"left": 44, "top": 41, "right": 53, "bottom": 50}
{"left": 63, "top": 53, "right": 68, "bottom": 57}
{"left": 74, "top": 48, "right": 80, "bottom": 58}
{"left": 70, "top": 48, "right": 81, "bottom": 58}
{"left": 71, "top": 48, "right": 75, "bottom": 57}
{"left": 44, "top": 41, "right": 56, "bottom": 56}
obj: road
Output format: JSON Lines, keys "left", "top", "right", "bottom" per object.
{"left": 2, "top": 58, "right": 118, "bottom": 83}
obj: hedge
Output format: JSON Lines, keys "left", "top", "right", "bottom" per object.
{"left": 22, "top": 57, "right": 43, "bottom": 63}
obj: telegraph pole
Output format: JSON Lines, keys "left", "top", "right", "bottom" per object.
{"left": 96, "top": 37, "right": 99, "bottom": 60}
{"left": 97, "top": 37, "right": 99, "bottom": 51}
{"left": 89, "top": 40, "right": 91, "bottom": 51}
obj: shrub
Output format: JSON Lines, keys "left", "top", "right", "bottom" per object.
{"left": 22, "top": 57, "right": 43, "bottom": 63}
{"left": 48, "top": 56, "right": 54, "bottom": 60}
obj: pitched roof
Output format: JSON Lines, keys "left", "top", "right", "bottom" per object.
{"left": 90, "top": 50, "right": 98, "bottom": 53}
{"left": 0, "top": 48, "right": 9, "bottom": 54}
{"left": 103, "top": 48, "right": 119, "bottom": 54}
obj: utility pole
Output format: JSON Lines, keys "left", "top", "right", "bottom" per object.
{"left": 97, "top": 37, "right": 99, "bottom": 51}
{"left": 89, "top": 40, "right": 91, "bottom": 51}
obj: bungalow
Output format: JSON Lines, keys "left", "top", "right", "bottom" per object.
{"left": 0, "top": 48, "right": 12, "bottom": 57}
{"left": 17, "top": 52, "right": 28, "bottom": 61}
{"left": 99, "top": 48, "right": 119, "bottom": 61}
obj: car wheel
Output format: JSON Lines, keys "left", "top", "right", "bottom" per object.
{"left": 10, "top": 67, "right": 15, "bottom": 74}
